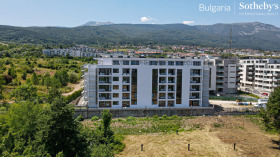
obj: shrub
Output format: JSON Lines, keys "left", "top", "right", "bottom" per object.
{"left": 213, "top": 123, "right": 224, "bottom": 128}
{"left": 169, "top": 115, "right": 179, "bottom": 120}
{"left": 126, "top": 116, "right": 136, "bottom": 122}
{"left": 153, "top": 115, "right": 159, "bottom": 119}
{"left": 162, "top": 114, "right": 168, "bottom": 120}
{"left": 76, "top": 115, "right": 84, "bottom": 121}
{"left": 69, "top": 72, "right": 79, "bottom": 83}
{"left": 91, "top": 116, "right": 99, "bottom": 121}
{"left": 65, "top": 89, "right": 83, "bottom": 104}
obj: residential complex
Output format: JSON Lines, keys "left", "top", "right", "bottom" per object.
{"left": 43, "top": 45, "right": 96, "bottom": 57}
{"left": 200, "top": 55, "right": 238, "bottom": 95}
{"left": 239, "top": 59, "right": 280, "bottom": 93}
{"left": 82, "top": 58, "right": 210, "bottom": 108}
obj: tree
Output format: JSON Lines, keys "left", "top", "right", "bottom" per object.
{"left": 100, "top": 110, "right": 114, "bottom": 142}
{"left": 46, "top": 87, "right": 61, "bottom": 103}
{"left": 21, "top": 71, "right": 27, "bottom": 80}
{"left": 43, "top": 72, "right": 51, "bottom": 88}
{"left": 260, "top": 86, "right": 280, "bottom": 131}
{"left": 36, "top": 96, "right": 88, "bottom": 157}
{"left": 69, "top": 72, "right": 79, "bottom": 83}
{"left": 8, "top": 68, "right": 17, "bottom": 78}
{"left": 54, "top": 70, "right": 69, "bottom": 86}
{"left": 0, "top": 75, "right": 4, "bottom": 101}
{"left": 31, "top": 72, "right": 39, "bottom": 85}
{"left": 260, "top": 86, "right": 280, "bottom": 148}
{"left": 0, "top": 102, "right": 43, "bottom": 156}
{"left": 11, "top": 84, "right": 37, "bottom": 101}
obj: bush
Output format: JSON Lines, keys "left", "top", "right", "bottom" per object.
{"left": 162, "top": 114, "right": 168, "bottom": 120}
{"left": 153, "top": 115, "right": 159, "bottom": 119}
{"left": 126, "top": 116, "right": 136, "bottom": 122}
{"left": 69, "top": 72, "right": 79, "bottom": 83}
{"left": 91, "top": 116, "right": 99, "bottom": 121}
{"left": 65, "top": 89, "right": 83, "bottom": 104}
{"left": 76, "top": 115, "right": 84, "bottom": 121}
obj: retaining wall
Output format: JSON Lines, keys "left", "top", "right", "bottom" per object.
{"left": 74, "top": 107, "right": 215, "bottom": 118}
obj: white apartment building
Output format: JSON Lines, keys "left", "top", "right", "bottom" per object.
{"left": 82, "top": 58, "right": 210, "bottom": 108}
{"left": 239, "top": 59, "right": 280, "bottom": 93}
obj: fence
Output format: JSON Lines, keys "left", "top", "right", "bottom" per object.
{"left": 209, "top": 95, "right": 258, "bottom": 102}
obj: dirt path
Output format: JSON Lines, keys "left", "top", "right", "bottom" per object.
{"left": 62, "top": 81, "right": 83, "bottom": 96}
{"left": 117, "top": 116, "right": 280, "bottom": 157}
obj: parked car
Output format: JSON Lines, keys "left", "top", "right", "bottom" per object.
{"left": 254, "top": 99, "right": 268, "bottom": 109}
{"left": 261, "top": 93, "right": 268, "bottom": 96}
{"left": 254, "top": 103, "right": 267, "bottom": 109}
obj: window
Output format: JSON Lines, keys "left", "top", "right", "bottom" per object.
{"left": 113, "top": 101, "right": 119, "bottom": 105}
{"left": 113, "top": 77, "right": 119, "bottom": 81}
{"left": 113, "top": 69, "right": 119, "bottom": 73}
{"left": 131, "top": 60, "right": 139, "bottom": 65}
{"left": 113, "top": 93, "right": 119, "bottom": 98}
{"left": 168, "top": 61, "right": 174, "bottom": 65}
{"left": 113, "top": 60, "right": 120, "bottom": 65}
{"left": 113, "top": 85, "right": 119, "bottom": 90}
{"left": 193, "top": 61, "right": 201, "bottom": 66}
{"left": 159, "top": 61, "right": 166, "bottom": 65}
{"left": 176, "top": 61, "right": 183, "bottom": 66}
{"left": 149, "top": 61, "right": 158, "bottom": 65}
{"left": 123, "top": 60, "right": 129, "bottom": 65}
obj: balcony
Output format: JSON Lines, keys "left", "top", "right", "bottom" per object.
{"left": 190, "top": 77, "right": 201, "bottom": 84}
{"left": 98, "top": 68, "right": 112, "bottom": 76}
{"left": 99, "top": 93, "right": 111, "bottom": 100}
{"left": 190, "top": 94, "right": 200, "bottom": 99}
{"left": 168, "top": 69, "right": 175, "bottom": 75}
{"left": 217, "top": 69, "right": 224, "bottom": 72}
{"left": 98, "top": 81, "right": 112, "bottom": 84}
{"left": 122, "top": 85, "right": 130, "bottom": 92}
{"left": 99, "top": 89, "right": 111, "bottom": 92}
{"left": 159, "top": 93, "right": 166, "bottom": 99}
{"left": 190, "top": 85, "right": 200, "bottom": 91}
{"left": 190, "top": 73, "right": 201, "bottom": 76}
{"left": 217, "top": 85, "right": 224, "bottom": 88}
{"left": 159, "top": 69, "right": 167, "bottom": 75}
{"left": 217, "top": 79, "right": 223, "bottom": 82}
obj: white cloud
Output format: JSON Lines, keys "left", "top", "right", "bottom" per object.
{"left": 182, "top": 21, "right": 195, "bottom": 25}
{"left": 140, "top": 16, "right": 157, "bottom": 23}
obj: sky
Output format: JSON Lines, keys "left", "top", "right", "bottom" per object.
{"left": 0, "top": 0, "right": 280, "bottom": 27}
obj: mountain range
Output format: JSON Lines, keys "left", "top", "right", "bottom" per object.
{"left": 0, "top": 22, "right": 280, "bottom": 51}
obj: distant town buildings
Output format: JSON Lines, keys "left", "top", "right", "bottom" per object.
{"left": 43, "top": 45, "right": 96, "bottom": 57}
{"left": 135, "top": 48, "right": 163, "bottom": 56}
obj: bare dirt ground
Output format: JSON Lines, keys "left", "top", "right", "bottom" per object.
{"left": 62, "top": 81, "right": 83, "bottom": 96}
{"left": 117, "top": 116, "right": 280, "bottom": 157}
{"left": 210, "top": 100, "right": 256, "bottom": 108}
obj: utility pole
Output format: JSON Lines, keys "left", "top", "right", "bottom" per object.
{"left": 229, "top": 26, "right": 232, "bottom": 50}
{"left": 228, "top": 25, "right": 233, "bottom": 59}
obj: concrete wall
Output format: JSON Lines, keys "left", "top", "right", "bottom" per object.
{"left": 74, "top": 107, "right": 215, "bottom": 118}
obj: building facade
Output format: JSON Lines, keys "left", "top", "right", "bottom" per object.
{"left": 202, "top": 55, "right": 238, "bottom": 95}
{"left": 239, "top": 59, "right": 280, "bottom": 93}
{"left": 83, "top": 58, "right": 210, "bottom": 108}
